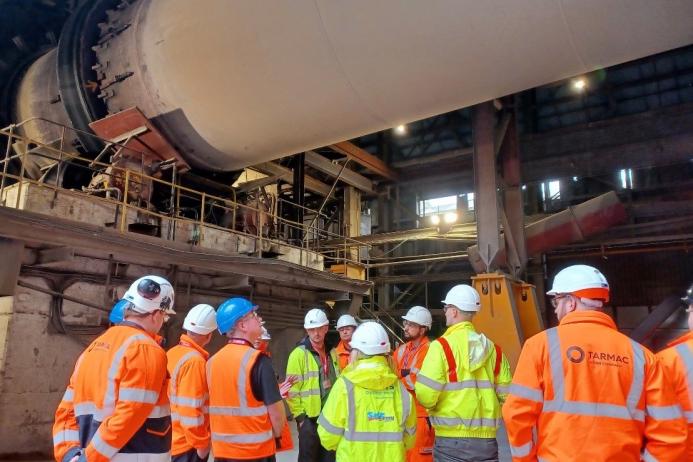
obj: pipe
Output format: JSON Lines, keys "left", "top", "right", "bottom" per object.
{"left": 11, "top": 1, "right": 693, "bottom": 171}
{"left": 468, "top": 191, "right": 628, "bottom": 273}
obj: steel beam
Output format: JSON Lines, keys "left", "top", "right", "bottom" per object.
{"left": 330, "top": 141, "right": 399, "bottom": 181}
{"left": 305, "top": 151, "right": 375, "bottom": 194}
{"left": 253, "top": 161, "right": 331, "bottom": 196}
{"left": 630, "top": 296, "right": 684, "bottom": 343}
{"left": 499, "top": 107, "right": 527, "bottom": 276}
{"left": 0, "top": 238, "right": 23, "bottom": 296}
{"left": 472, "top": 102, "right": 501, "bottom": 272}
{"left": 0, "top": 206, "right": 372, "bottom": 295}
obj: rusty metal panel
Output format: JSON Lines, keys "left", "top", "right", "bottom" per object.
{"left": 89, "top": 107, "right": 189, "bottom": 171}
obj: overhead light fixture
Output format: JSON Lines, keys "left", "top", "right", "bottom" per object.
{"left": 572, "top": 78, "right": 587, "bottom": 92}
{"left": 443, "top": 212, "right": 457, "bottom": 224}
{"left": 394, "top": 124, "right": 407, "bottom": 135}
{"left": 429, "top": 215, "right": 440, "bottom": 225}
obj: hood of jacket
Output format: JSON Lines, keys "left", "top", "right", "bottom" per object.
{"left": 445, "top": 321, "right": 492, "bottom": 372}
{"left": 342, "top": 355, "right": 398, "bottom": 390}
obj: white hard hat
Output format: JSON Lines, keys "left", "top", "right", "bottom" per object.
{"left": 442, "top": 284, "right": 481, "bottom": 312}
{"left": 123, "top": 275, "right": 176, "bottom": 314}
{"left": 336, "top": 314, "right": 358, "bottom": 329}
{"left": 183, "top": 304, "right": 217, "bottom": 335}
{"left": 402, "top": 305, "right": 432, "bottom": 328}
{"left": 304, "top": 308, "right": 329, "bottom": 329}
{"left": 350, "top": 321, "right": 390, "bottom": 355}
{"left": 260, "top": 326, "right": 271, "bottom": 340}
{"left": 547, "top": 264, "right": 610, "bottom": 302}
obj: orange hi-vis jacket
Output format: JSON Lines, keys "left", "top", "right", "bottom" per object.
{"left": 53, "top": 323, "right": 171, "bottom": 462}
{"left": 394, "top": 337, "right": 431, "bottom": 417}
{"left": 657, "top": 332, "right": 693, "bottom": 461}
{"left": 502, "top": 311, "right": 687, "bottom": 462}
{"left": 394, "top": 337, "right": 434, "bottom": 462}
{"left": 207, "top": 341, "right": 275, "bottom": 459}
{"left": 166, "top": 334, "right": 211, "bottom": 456}
{"left": 330, "top": 340, "right": 351, "bottom": 373}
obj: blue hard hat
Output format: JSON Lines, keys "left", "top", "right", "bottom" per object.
{"left": 217, "top": 297, "right": 257, "bottom": 334}
{"left": 109, "top": 299, "right": 129, "bottom": 324}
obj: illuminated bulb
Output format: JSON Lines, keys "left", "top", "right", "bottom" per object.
{"left": 443, "top": 212, "right": 458, "bottom": 224}
{"left": 429, "top": 215, "right": 441, "bottom": 225}
{"left": 572, "top": 78, "right": 587, "bottom": 91}
{"left": 394, "top": 124, "right": 407, "bottom": 135}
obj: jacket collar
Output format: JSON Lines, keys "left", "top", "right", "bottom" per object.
{"left": 666, "top": 331, "right": 693, "bottom": 348}
{"left": 444, "top": 320, "right": 476, "bottom": 336}
{"left": 335, "top": 339, "right": 351, "bottom": 354}
{"left": 558, "top": 310, "right": 617, "bottom": 329}
{"left": 300, "top": 335, "right": 332, "bottom": 354}
{"left": 405, "top": 336, "right": 430, "bottom": 351}
{"left": 118, "top": 321, "right": 160, "bottom": 342}
{"left": 179, "top": 333, "right": 210, "bottom": 359}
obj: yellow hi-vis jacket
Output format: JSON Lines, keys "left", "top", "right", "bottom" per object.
{"left": 286, "top": 339, "right": 336, "bottom": 419}
{"left": 415, "top": 321, "right": 511, "bottom": 438}
{"left": 317, "top": 356, "right": 417, "bottom": 461}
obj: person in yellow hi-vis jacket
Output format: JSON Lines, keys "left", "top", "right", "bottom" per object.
{"left": 317, "top": 321, "right": 417, "bottom": 461}
{"left": 415, "top": 284, "right": 512, "bottom": 462}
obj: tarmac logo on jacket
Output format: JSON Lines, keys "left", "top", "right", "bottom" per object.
{"left": 566, "top": 345, "right": 630, "bottom": 366}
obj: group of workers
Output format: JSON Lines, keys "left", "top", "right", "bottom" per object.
{"left": 51, "top": 263, "right": 693, "bottom": 462}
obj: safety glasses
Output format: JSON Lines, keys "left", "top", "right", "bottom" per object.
{"left": 550, "top": 294, "right": 570, "bottom": 308}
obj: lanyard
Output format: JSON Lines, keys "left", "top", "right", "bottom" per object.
{"left": 402, "top": 341, "right": 425, "bottom": 370}
{"left": 228, "top": 338, "right": 254, "bottom": 347}
{"left": 317, "top": 350, "right": 329, "bottom": 377}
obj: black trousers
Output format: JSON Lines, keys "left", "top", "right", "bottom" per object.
{"left": 298, "top": 417, "right": 336, "bottom": 462}
{"left": 172, "top": 448, "right": 209, "bottom": 462}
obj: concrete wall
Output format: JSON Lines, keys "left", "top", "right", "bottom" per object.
{"left": 0, "top": 264, "right": 308, "bottom": 458}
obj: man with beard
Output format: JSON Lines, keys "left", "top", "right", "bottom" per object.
{"left": 393, "top": 306, "right": 435, "bottom": 462}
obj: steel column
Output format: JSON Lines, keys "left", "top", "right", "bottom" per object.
{"left": 499, "top": 103, "right": 527, "bottom": 277}
{"left": 472, "top": 102, "right": 500, "bottom": 272}
{"left": 291, "top": 153, "right": 305, "bottom": 242}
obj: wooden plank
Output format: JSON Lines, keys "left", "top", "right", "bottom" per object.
{"left": 254, "top": 162, "right": 331, "bottom": 196}
{"left": 329, "top": 141, "right": 399, "bottom": 181}
{"left": 304, "top": 151, "right": 375, "bottom": 194}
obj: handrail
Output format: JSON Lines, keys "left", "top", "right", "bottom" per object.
{"left": 0, "top": 118, "right": 371, "bottom": 273}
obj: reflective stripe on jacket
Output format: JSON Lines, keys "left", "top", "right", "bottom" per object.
{"left": 317, "top": 356, "right": 417, "bottom": 461}
{"left": 415, "top": 321, "right": 511, "bottom": 438}
{"left": 393, "top": 338, "right": 431, "bottom": 417}
{"left": 166, "top": 334, "right": 210, "bottom": 456}
{"left": 52, "top": 324, "right": 171, "bottom": 462}
{"left": 657, "top": 332, "right": 693, "bottom": 461}
{"left": 502, "top": 311, "right": 687, "bottom": 462}
{"left": 330, "top": 340, "right": 351, "bottom": 374}
{"left": 286, "top": 340, "right": 335, "bottom": 418}
{"left": 207, "top": 342, "right": 275, "bottom": 459}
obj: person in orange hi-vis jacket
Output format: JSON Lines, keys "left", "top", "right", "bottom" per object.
{"left": 167, "top": 304, "right": 218, "bottom": 462}
{"left": 657, "top": 283, "right": 693, "bottom": 461}
{"left": 330, "top": 314, "right": 358, "bottom": 374}
{"left": 53, "top": 275, "right": 176, "bottom": 462}
{"left": 207, "top": 297, "right": 287, "bottom": 462}
{"left": 393, "top": 306, "right": 435, "bottom": 462}
{"left": 502, "top": 265, "right": 687, "bottom": 462}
